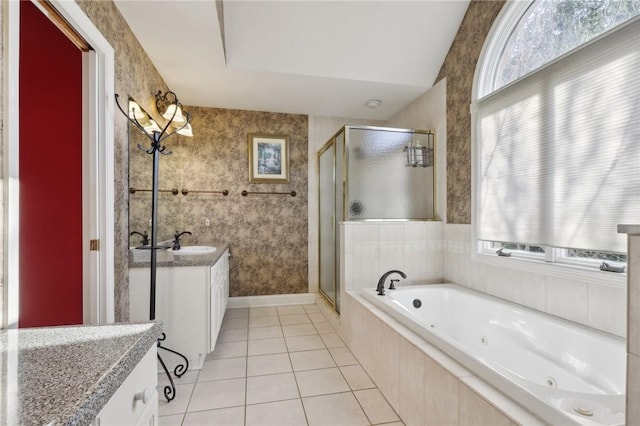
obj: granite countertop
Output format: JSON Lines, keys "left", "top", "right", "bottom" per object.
{"left": 0, "top": 321, "right": 162, "bottom": 426}
{"left": 128, "top": 242, "right": 229, "bottom": 268}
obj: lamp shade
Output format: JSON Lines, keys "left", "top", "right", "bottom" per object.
{"left": 176, "top": 122, "right": 193, "bottom": 137}
{"left": 128, "top": 100, "right": 146, "bottom": 120}
{"left": 162, "top": 104, "right": 185, "bottom": 123}
{"left": 144, "top": 119, "right": 162, "bottom": 133}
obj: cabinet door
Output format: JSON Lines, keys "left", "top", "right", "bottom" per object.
{"left": 135, "top": 389, "right": 158, "bottom": 426}
{"left": 209, "top": 250, "right": 230, "bottom": 352}
{"left": 156, "top": 267, "right": 209, "bottom": 370}
{"left": 95, "top": 346, "right": 157, "bottom": 426}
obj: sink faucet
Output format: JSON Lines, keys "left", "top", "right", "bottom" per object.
{"left": 130, "top": 231, "right": 149, "bottom": 246}
{"left": 376, "top": 270, "right": 407, "bottom": 296}
{"left": 172, "top": 231, "right": 192, "bottom": 250}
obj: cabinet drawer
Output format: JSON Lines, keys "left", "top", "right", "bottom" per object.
{"left": 95, "top": 345, "right": 158, "bottom": 426}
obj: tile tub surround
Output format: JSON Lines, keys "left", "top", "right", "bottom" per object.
{"left": 341, "top": 292, "right": 543, "bottom": 426}
{"left": 341, "top": 221, "right": 444, "bottom": 293}
{"left": 0, "top": 321, "right": 161, "bottom": 426}
{"left": 157, "top": 304, "right": 402, "bottom": 426}
{"left": 444, "top": 224, "right": 626, "bottom": 337}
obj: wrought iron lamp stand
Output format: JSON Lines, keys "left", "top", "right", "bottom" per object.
{"left": 116, "top": 93, "right": 191, "bottom": 402}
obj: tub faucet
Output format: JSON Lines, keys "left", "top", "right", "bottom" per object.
{"left": 172, "top": 231, "right": 192, "bottom": 250}
{"left": 130, "top": 231, "right": 149, "bottom": 246}
{"left": 376, "top": 270, "right": 407, "bottom": 296}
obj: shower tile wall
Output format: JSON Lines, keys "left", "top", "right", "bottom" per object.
{"left": 130, "top": 106, "right": 309, "bottom": 296}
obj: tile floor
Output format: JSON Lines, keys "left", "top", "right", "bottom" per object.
{"left": 157, "top": 303, "right": 404, "bottom": 426}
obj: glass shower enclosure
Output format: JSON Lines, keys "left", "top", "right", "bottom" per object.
{"left": 318, "top": 125, "right": 436, "bottom": 312}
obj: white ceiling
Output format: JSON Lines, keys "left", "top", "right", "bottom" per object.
{"left": 114, "top": 0, "right": 469, "bottom": 120}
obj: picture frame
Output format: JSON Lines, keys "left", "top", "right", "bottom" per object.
{"left": 248, "top": 133, "right": 290, "bottom": 183}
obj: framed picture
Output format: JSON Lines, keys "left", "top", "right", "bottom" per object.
{"left": 248, "top": 133, "right": 290, "bottom": 183}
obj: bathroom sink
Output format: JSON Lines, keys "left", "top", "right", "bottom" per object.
{"left": 169, "top": 246, "right": 216, "bottom": 255}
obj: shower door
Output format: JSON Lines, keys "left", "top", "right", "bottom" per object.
{"left": 318, "top": 140, "right": 336, "bottom": 309}
{"left": 318, "top": 129, "right": 345, "bottom": 312}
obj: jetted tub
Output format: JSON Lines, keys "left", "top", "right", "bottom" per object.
{"left": 361, "top": 284, "right": 625, "bottom": 426}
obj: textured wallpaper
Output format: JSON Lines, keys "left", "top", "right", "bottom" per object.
{"left": 436, "top": 0, "right": 505, "bottom": 224}
{"left": 76, "top": 0, "right": 169, "bottom": 321}
{"left": 130, "top": 107, "right": 309, "bottom": 296}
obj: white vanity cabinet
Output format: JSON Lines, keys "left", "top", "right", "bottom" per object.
{"left": 129, "top": 248, "right": 230, "bottom": 370}
{"left": 93, "top": 346, "right": 158, "bottom": 426}
{"left": 209, "top": 249, "right": 229, "bottom": 352}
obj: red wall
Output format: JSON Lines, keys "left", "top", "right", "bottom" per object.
{"left": 19, "top": 1, "right": 83, "bottom": 327}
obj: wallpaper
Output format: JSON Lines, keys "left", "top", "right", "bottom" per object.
{"left": 76, "top": 0, "right": 169, "bottom": 321}
{"left": 130, "top": 107, "right": 309, "bottom": 296}
{"left": 435, "top": 0, "right": 506, "bottom": 224}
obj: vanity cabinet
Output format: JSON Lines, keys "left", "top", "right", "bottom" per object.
{"left": 93, "top": 346, "right": 158, "bottom": 426}
{"left": 209, "top": 248, "right": 229, "bottom": 352}
{"left": 129, "top": 248, "right": 230, "bottom": 370}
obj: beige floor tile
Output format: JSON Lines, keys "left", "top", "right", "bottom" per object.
{"left": 182, "top": 406, "right": 244, "bottom": 426}
{"left": 320, "top": 332, "right": 345, "bottom": 348}
{"left": 248, "top": 337, "right": 288, "bottom": 356}
{"left": 285, "top": 335, "right": 326, "bottom": 352}
{"left": 308, "top": 313, "right": 327, "bottom": 324}
{"left": 158, "top": 414, "right": 184, "bottom": 426}
{"left": 303, "top": 392, "right": 370, "bottom": 426}
{"left": 245, "top": 399, "right": 308, "bottom": 426}
{"left": 313, "top": 321, "right": 335, "bottom": 334}
{"left": 280, "top": 314, "right": 312, "bottom": 325}
{"left": 217, "top": 328, "right": 248, "bottom": 343}
{"left": 187, "top": 378, "right": 245, "bottom": 412}
{"left": 329, "top": 347, "right": 358, "bottom": 366}
{"left": 277, "top": 305, "right": 306, "bottom": 315}
{"left": 283, "top": 323, "right": 318, "bottom": 337}
{"left": 250, "top": 306, "right": 278, "bottom": 317}
{"left": 158, "top": 370, "right": 198, "bottom": 387}
{"left": 247, "top": 353, "right": 293, "bottom": 376}
{"left": 249, "top": 315, "right": 281, "bottom": 328}
{"left": 248, "top": 325, "right": 284, "bottom": 340}
{"left": 354, "top": 388, "right": 400, "bottom": 424}
{"left": 246, "top": 372, "right": 300, "bottom": 404}
{"left": 289, "top": 349, "right": 336, "bottom": 371}
{"left": 209, "top": 340, "right": 247, "bottom": 359}
{"left": 303, "top": 304, "right": 321, "bottom": 314}
{"left": 221, "top": 317, "right": 249, "bottom": 330}
{"left": 375, "top": 422, "right": 405, "bottom": 426}
{"left": 295, "top": 367, "right": 350, "bottom": 397}
{"left": 198, "top": 356, "right": 246, "bottom": 382}
{"left": 158, "top": 383, "right": 194, "bottom": 416}
{"left": 224, "top": 308, "right": 249, "bottom": 320}
{"left": 340, "top": 365, "right": 375, "bottom": 390}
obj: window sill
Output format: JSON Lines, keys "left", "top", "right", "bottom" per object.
{"left": 471, "top": 250, "right": 626, "bottom": 288}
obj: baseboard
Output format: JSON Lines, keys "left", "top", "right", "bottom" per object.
{"left": 227, "top": 293, "right": 317, "bottom": 308}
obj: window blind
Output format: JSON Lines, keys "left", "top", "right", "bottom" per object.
{"left": 475, "top": 18, "right": 640, "bottom": 253}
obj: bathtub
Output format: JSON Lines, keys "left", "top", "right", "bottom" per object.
{"left": 361, "top": 284, "right": 625, "bottom": 426}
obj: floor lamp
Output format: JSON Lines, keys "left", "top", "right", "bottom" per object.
{"left": 116, "top": 91, "right": 193, "bottom": 402}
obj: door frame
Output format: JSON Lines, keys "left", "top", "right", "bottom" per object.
{"left": 4, "top": 0, "right": 114, "bottom": 327}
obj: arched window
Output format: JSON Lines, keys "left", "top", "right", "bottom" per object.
{"left": 478, "top": 0, "right": 640, "bottom": 97}
{"left": 472, "top": 0, "right": 640, "bottom": 274}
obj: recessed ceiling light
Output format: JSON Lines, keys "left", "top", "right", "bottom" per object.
{"left": 365, "top": 99, "right": 382, "bottom": 108}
